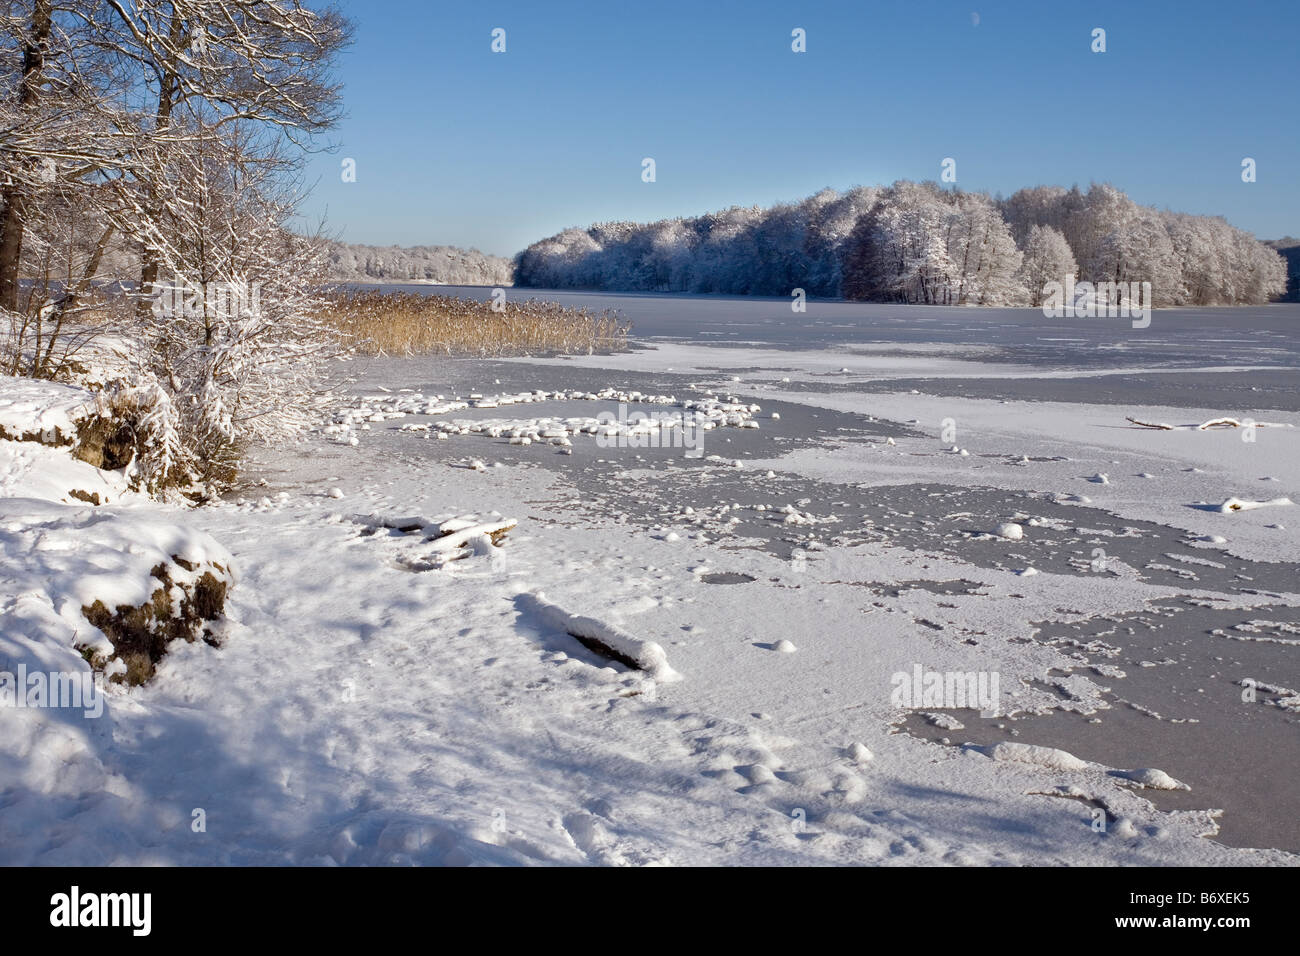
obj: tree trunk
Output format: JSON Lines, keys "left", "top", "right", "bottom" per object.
{"left": 137, "top": 10, "right": 186, "bottom": 315}
{"left": 0, "top": 0, "right": 54, "bottom": 312}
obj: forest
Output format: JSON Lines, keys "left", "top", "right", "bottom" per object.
{"left": 323, "top": 241, "right": 513, "bottom": 286}
{"left": 514, "top": 181, "right": 1288, "bottom": 307}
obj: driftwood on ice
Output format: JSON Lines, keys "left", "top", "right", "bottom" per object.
{"left": 1125, "top": 416, "right": 1293, "bottom": 431}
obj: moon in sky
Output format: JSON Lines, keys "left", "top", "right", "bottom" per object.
{"left": 971, "top": 12, "right": 980, "bottom": 26}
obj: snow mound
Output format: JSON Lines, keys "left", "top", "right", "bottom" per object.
{"left": 0, "top": 497, "right": 235, "bottom": 683}
{"left": 0, "top": 437, "right": 131, "bottom": 506}
{"left": 974, "top": 742, "right": 1089, "bottom": 772}
{"left": 846, "top": 742, "right": 874, "bottom": 764}
{"left": 1113, "top": 768, "right": 1189, "bottom": 791}
{"left": 923, "top": 712, "right": 965, "bottom": 730}
{"left": 993, "top": 521, "right": 1023, "bottom": 540}
{"left": 515, "top": 591, "right": 681, "bottom": 682}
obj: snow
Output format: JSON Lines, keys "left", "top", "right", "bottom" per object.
{"left": 847, "top": 742, "right": 874, "bottom": 763}
{"left": 712, "top": 387, "right": 1297, "bottom": 564}
{"left": 0, "top": 430, "right": 233, "bottom": 666}
{"left": 1116, "top": 768, "right": 1190, "bottom": 791}
{"left": 0, "top": 436, "right": 127, "bottom": 506}
{"left": 327, "top": 386, "right": 761, "bottom": 453}
{"left": 0, "top": 376, "right": 94, "bottom": 442}
{"left": 0, "top": 426, "right": 236, "bottom": 852}
{"left": 0, "top": 497, "right": 232, "bottom": 616}
{"left": 2, "top": 328, "right": 1297, "bottom": 865}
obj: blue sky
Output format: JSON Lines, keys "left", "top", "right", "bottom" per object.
{"left": 301, "top": 0, "right": 1300, "bottom": 257}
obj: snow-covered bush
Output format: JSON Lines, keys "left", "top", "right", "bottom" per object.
{"left": 92, "top": 127, "right": 343, "bottom": 493}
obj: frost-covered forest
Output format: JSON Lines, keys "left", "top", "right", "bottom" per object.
{"left": 515, "top": 181, "right": 1288, "bottom": 306}
{"left": 323, "top": 241, "right": 513, "bottom": 285}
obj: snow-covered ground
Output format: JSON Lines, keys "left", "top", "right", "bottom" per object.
{"left": 2, "top": 302, "right": 1298, "bottom": 865}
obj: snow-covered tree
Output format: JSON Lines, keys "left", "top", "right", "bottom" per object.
{"left": 841, "top": 183, "right": 1024, "bottom": 305}
{"left": 998, "top": 185, "right": 1071, "bottom": 247}
{"left": 1017, "top": 225, "right": 1077, "bottom": 306}
{"left": 0, "top": 1, "right": 351, "bottom": 491}
{"left": 323, "top": 241, "right": 513, "bottom": 285}
{"left": 106, "top": 123, "right": 340, "bottom": 490}
{"left": 946, "top": 191, "right": 1026, "bottom": 305}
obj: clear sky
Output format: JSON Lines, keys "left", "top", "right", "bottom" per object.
{"left": 301, "top": 0, "right": 1300, "bottom": 257}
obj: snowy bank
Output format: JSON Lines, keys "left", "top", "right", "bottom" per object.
{"left": 0, "top": 376, "right": 94, "bottom": 445}
{"left": 0, "top": 377, "right": 236, "bottom": 685}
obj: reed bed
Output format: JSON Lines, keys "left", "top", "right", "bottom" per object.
{"left": 322, "top": 289, "right": 631, "bottom": 356}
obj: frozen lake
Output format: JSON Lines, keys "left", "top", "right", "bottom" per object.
{"left": 365, "top": 282, "right": 1300, "bottom": 369}
{"left": 278, "top": 286, "right": 1300, "bottom": 859}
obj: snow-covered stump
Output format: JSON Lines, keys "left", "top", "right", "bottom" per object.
{"left": 0, "top": 499, "right": 235, "bottom": 687}
{"left": 81, "top": 555, "right": 232, "bottom": 686}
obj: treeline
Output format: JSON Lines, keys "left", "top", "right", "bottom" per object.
{"left": 1265, "top": 238, "right": 1300, "bottom": 302}
{"left": 514, "top": 181, "right": 1288, "bottom": 307}
{"left": 324, "top": 242, "right": 513, "bottom": 286}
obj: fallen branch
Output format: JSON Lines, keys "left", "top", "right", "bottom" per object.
{"left": 1125, "top": 416, "right": 1174, "bottom": 430}
{"left": 427, "top": 518, "right": 517, "bottom": 553}
{"left": 1126, "top": 416, "right": 1293, "bottom": 431}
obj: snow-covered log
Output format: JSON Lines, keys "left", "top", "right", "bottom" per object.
{"left": 427, "top": 519, "right": 518, "bottom": 554}
{"left": 1216, "top": 497, "right": 1294, "bottom": 514}
{"left": 515, "top": 592, "right": 681, "bottom": 682}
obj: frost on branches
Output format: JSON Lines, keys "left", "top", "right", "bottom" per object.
{"left": 0, "top": 0, "right": 351, "bottom": 494}
{"left": 111, "top": 133, "right": 341, "bottom": 492}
